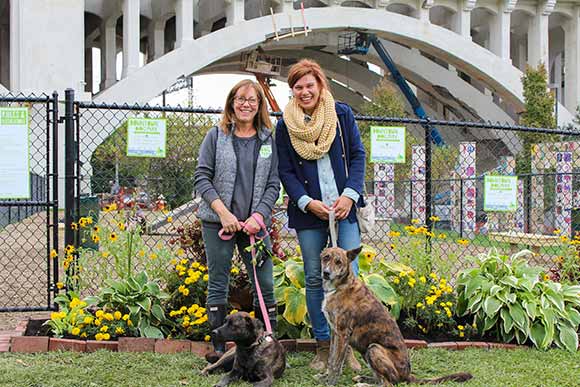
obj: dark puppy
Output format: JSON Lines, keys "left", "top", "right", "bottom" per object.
{"left": 321, "top": 247, "right": 473, "bottom": 386}
{"left": 202, "top": 311, "right": 286, "bottom": 387}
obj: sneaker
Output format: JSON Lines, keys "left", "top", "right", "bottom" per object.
{"left": 309, "top": 339, "right": 330, "bottom": 371}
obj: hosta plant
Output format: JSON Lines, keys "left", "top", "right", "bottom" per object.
{"left": 457, "top": 249, "right": 580, "bottom": 351}
{"left": 85, "top": 271, "right": 172, "bottom": 339}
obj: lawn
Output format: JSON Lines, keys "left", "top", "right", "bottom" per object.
{"left": 0, "top": 348, "right": 579, "bottom": 387}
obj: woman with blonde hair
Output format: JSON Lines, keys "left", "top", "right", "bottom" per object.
{"left": 194, "top": 79, "right": 280, "bottom": 363}
{"left": 275, "top": 59, "right": 366, "bottom": 370}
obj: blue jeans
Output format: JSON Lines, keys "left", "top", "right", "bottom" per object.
{"left": 296, "top": 219, "right": 360, "bottom": 341}
{"left": 202, "top": 224, "right": 275, "bottom": 307}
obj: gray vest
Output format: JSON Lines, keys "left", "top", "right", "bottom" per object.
{"left": 196, "top": 126, "right": 274, "bottom": 225}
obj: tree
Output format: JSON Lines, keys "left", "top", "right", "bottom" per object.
{"left": 516, "top": 63, "right": 557, "bottom": 174}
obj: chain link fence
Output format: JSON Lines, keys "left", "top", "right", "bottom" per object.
{"left": 71, "top": 101, "right": 580, "bottom": 285}
{"left": 0, "top": 94, "right": 59, "bottom": 312}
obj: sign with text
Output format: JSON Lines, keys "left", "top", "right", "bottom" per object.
{"left": 0, "top": 108, "right": 30, "bottom": 198}
{"left": 127, "top": 118, "right": 167, "bottom": 158}
{"left": 484, "top": 175, "right": 518, "bottom": 212}
{"left": 370, "top": 126, "right": 405, "bottom": 163}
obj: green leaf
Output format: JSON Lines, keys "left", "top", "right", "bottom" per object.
{"left": 136, "top": 298, "right": 152, "bottom": 312}
{"left": 523, "top": 300, "right": 537, "bottom": 320}
{"left": 508, "top": 303, "right": 528, "bottom": 331}
{"left": 500, "top": 308, "right": 514, "bottom": 333}
{"left": 499, "top": 276, "right": 518, "bottom": 288}
{"left": 142, "top": 325, "right": 164, "bottom": 339}
{"left": 274, "top": 286, "right": 287, "bottom": 305}
{"left": 483, "top": 297, "right": 502, "bottom": 317}
{"left": 489, "top": 285, "right": 502, "bottom": 297}
{"left": 565, "top": 307, "right": 580, "bottom": 327}
{"left": 151, "top": 304, "right": 165, "bottom": 321}
{"left": 282, "top": 287, "right": 307, "bottom": 325}
{"left": 285, "top": 261, "right": 305, "bottom": 289}
{"left": 530, "top": 322, "right": 546, "bottom": 349}
{"left": 466, "top": 293, "right": 483, "bottom": 312}
{"left": 128, "top": 305, "right": 139, "bottom": 315}
{"left": 363, "top": 274, "right": 399, "bottom": 308}
{"left": 558, "top": 325, "right": 579, "bottom": 352}
{"left": 483, "top": 314, "right": 498, "bottom": 332}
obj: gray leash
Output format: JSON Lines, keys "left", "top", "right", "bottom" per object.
{"left": 329, "top": 209, "right": 338, "bottom": 248}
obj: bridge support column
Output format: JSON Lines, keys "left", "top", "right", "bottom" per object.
{"left": 415, "top": 0, "right": 432, "bottom": 22}
{"left": 528, "top": 4, "right": 551, "bottom": 68}
{"left": 273, "top": 0, "right": 295, "bottom": 14}
{"left": 175, "top": 0, "right": 194, "bottom": 48}
{"left": 565, "top": 7, "right": 580, "bottom": 112}
{"left": 490, "top": 2, "right": 513, "bottom": 62}
{"left": 453, "top": 1, "right": 475, "bottom": 40}
{"left": 121, "top": 0, "right": 140, "bottom": 79}
{"left": 225, "top": 0, "right": 245, "bottom": 26}
{"left": 100, "top": 20, "right": 117, "bottom": 90}
{"left": 148, "top": 20, "right": 165, "bottom": 62}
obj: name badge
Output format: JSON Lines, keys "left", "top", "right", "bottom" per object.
{"left": 260, "top": 145, "right": 272, "bottom": 158}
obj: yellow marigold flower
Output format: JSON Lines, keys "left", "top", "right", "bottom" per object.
{"left": 170, "top": 258, "right": 177, "bottom": 266}
{"left": 429, "top": 215, "right": 440, "bottom": 222}
{"left": 101, "top": 251, "right": 110, "bottom": 258}
{"left": 180, "top": 259, "right": 188, "bottom": 265}
{"left": 419, "top": 276, "right": 427, "bottom": 283}
{"left": 56, "top": 282, "right": 64, "bottom": 289}
{"left": 458, "top": 325, "right": 465, "bottom": 330}
{"left": 429, "top": 272, "right": 438, "bottom": 280}
{"left": 416, "top": 302, "right": 424, "bottom": 308}
{"left": 122, "top": 314, "right": 130, "bottom": 321}
{"left": 459, "top": 332, "right": 464, "bottom": 338}
{"left": 50, "top": 312, "right": 61, "bottom": 320}
{"left": 94, "top": 319, "right": 101, "bottom": 326}
{"left": 50, "top": 249, "right": 58, "bottom": 259}
{"left": 560, "top": 236, "right": 569, "bottom": 243}
{"left": 95, "top": 310, "right": 104, "bottom": 318}
{"left": 435, "top": 310, "right": 441, "bottom": 315}
{"left": 109, "top": 232, "right": 118, "bottom": 242}
{"left": 95, "top": 333, "right": 103, "bottom": 341}
{"left": 411, "top": 218, "right": 420, "bottom": 224}
{"left": 182, "top": 320, "right": 190, "bottom": 328}
{"left": 553, "top": 228, "right": 562, "bottom": 235}
{"left": 102, "top": 333, "right": 110, "bottom": 340}
{"left": 184, "top": 277, "right": 194, "bottom": 285}
{"left": 104, "top": 313, "right": 114, "bottom": 321}
{"left": 118, "top": 222, "right": 126, "bottom": 231}
{"left": 457, "top": 239, "right": 469, "bottom": 246}
{"left": 114, "top": 311, "right": 122, "bottom": 320}
{"left": 393, "top": 277, "right": 400, "bottom": 285}
{"left": 231, "top": 267, "right": 240, "bottom": 275}
{"left": 199, "top": 265, "right": 207, "bottom": 272}
{"left": 177, "top": 248, "right": 185, "bottom": 256}
{"left": 149, "top": 253, "right": 158, "bottom": 260}
{"left": 204, "top": 335, "right": 211, "bottom": 342}
{"left": 229, "top": 309, "right": 239, "bottom": 315}
{"left": 438, "top": 233, "right": 447, "bottom": 239}
{"left": 404, "top": 225, "right": 416, "bottom": 233}
{"left": 388, "top": 231, "right": 401, "bottom": 237}
{"left": 203, "top": 274, "right": 209, "bottom": 282}
{"left": 446, "top": 302, "right": 453, "bottom": 307}
{"left": 100, "top": 325, "right": 109, "bottom": 332}
{"left": 138, "top": 250, "right": 145, "bottom": 257}
{"left": 84, "top": 316, "right": 93, "bottom": 324}
{"left": 71, "top": 222, "right": 78, "bottom": 230}
{"left": 399, "top": 271, "right": 407, "bottom": 278}
{"left": 80, "top": 332, "right": 87, "bottom": 338}
{"left": 116, "top": 327, "right": 125, "bottom": 335}
{"left": 167, "top": 216, "right": 173, "bottom": 223}
{"left": 127, "top": 320, "right": 133, "bottom": 327}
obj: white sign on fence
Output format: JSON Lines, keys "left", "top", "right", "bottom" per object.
{"left": 127, "top": 118, "right": 167, "bottom": 158}
{"left": 0, "top": 108, "right": 29, "bottom": 199}
{"left": 370, "top": 126, "right": 405, "bottom": 163}
{"left": 484, "top": 175, "right": 518, "bottom": 212}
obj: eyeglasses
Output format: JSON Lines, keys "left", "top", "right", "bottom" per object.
{"left": 233, "top": 96, "right": 259, "bottom": 106}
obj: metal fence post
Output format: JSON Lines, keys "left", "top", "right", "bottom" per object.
{"left": 64, "top": 89, "right": 76, "bottom": 289}
{"left": 425, "top": 120, "right": 433, "bottom": 251}
{"left": 51, "top": 91, "right": 60, "bottom": 305}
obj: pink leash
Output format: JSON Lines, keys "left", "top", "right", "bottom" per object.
{"left": 218, "top": 213, "right": 273, "bottom": 336}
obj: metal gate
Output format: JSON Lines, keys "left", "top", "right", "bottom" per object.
{"left": 0, "top": 93, "right": 59, "bottom": 312}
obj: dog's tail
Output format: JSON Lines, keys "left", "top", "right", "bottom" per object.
{"left": 409, "top": 372, "right": 473, "bottom": 384}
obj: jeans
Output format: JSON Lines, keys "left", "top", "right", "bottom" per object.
{"left": 296, "top": 219, "right": 360, "bottom": 341}
{"left": 202, "top": 224, "right": 275, "bottom": 307}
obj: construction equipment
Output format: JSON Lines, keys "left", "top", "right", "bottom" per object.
{"left": 338, "top": 32, "right": 445, "bottom": 146}
{"left": 241, "top": 51, "right": 283, "bottom": 112}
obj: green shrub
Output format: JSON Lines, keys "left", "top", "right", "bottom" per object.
{"left": 457, "top": 250, "right": 580, "bottom": 351}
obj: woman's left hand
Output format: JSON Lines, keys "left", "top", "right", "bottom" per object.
{"left": 332, "top": 196, "right": 354, "bottom": 220}
{"left": 243, "top": 214, "right": 262, "bottom": 235}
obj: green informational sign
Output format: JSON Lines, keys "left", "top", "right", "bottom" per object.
{"left": 484, "top": 175, "right": 518, "bottom": 212}
{"left": 370, "top": 126, "right": 406, "bottom": 163}
{"left": 126, "top": 118, "right": 167, "bottom": 158}
{"left": 0, "top": 108, "right": 30, "bottom": 199}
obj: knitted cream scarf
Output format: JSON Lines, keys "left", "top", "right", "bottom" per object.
{"left": 283, "top": 89, "right": 337, "bottom": 160}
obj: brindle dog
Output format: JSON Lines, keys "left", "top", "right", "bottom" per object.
{"left": 321, "top": 247, "right": 473, "bottom": 386}
{"left": 201, "top": 311, "right": 286, "bottom": 387}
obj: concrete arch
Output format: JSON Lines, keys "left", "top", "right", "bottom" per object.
{"left": 94, "top": 7, "right": 574, "bottom": 125}
{"left": 340, "top": 1, "right": 374, "bottom": 8}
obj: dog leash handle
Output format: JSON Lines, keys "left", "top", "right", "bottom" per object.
{"left": 329, "top": 210, "right": 338, "bottom": 248}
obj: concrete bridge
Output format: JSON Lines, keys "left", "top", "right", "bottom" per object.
{"left": 1, "top": 0, "right": 579, "bottom": 125}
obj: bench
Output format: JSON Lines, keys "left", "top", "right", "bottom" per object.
{"left": 487, "top": 231, "right": 561, "bottom": 255}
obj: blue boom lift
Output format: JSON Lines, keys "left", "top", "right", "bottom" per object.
{"left": 337, "top": 32, "right": 445, "bottom": 146}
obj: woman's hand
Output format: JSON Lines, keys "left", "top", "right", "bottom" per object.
{"left": 218, "top": 210, "right": 242, "bottom": 234}
{"left": 243, "top": 214, "right": 262, "bottom": 235}
{"left": 306, "top": 200, "right": 331, "bottom": 220}
{"left": 332, "top": 196, "right": 354, "bottom": 220}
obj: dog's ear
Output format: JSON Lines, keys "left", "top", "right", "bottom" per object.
{"left": 346, "top": 246, "right": 362, "bottom": 262}
{"left": 251, "top": 316, "right": 264, "bottom": 333}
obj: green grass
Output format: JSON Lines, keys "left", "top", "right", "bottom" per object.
{"left": 1, "top": 348, "right": 579, "bottom": 387}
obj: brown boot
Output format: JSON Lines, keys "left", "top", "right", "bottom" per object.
{"left": 310, "top": 339, "right": 330, "bottom": 371}
{"left": 346, "top": 345, "right": 362, "bottom": 372}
